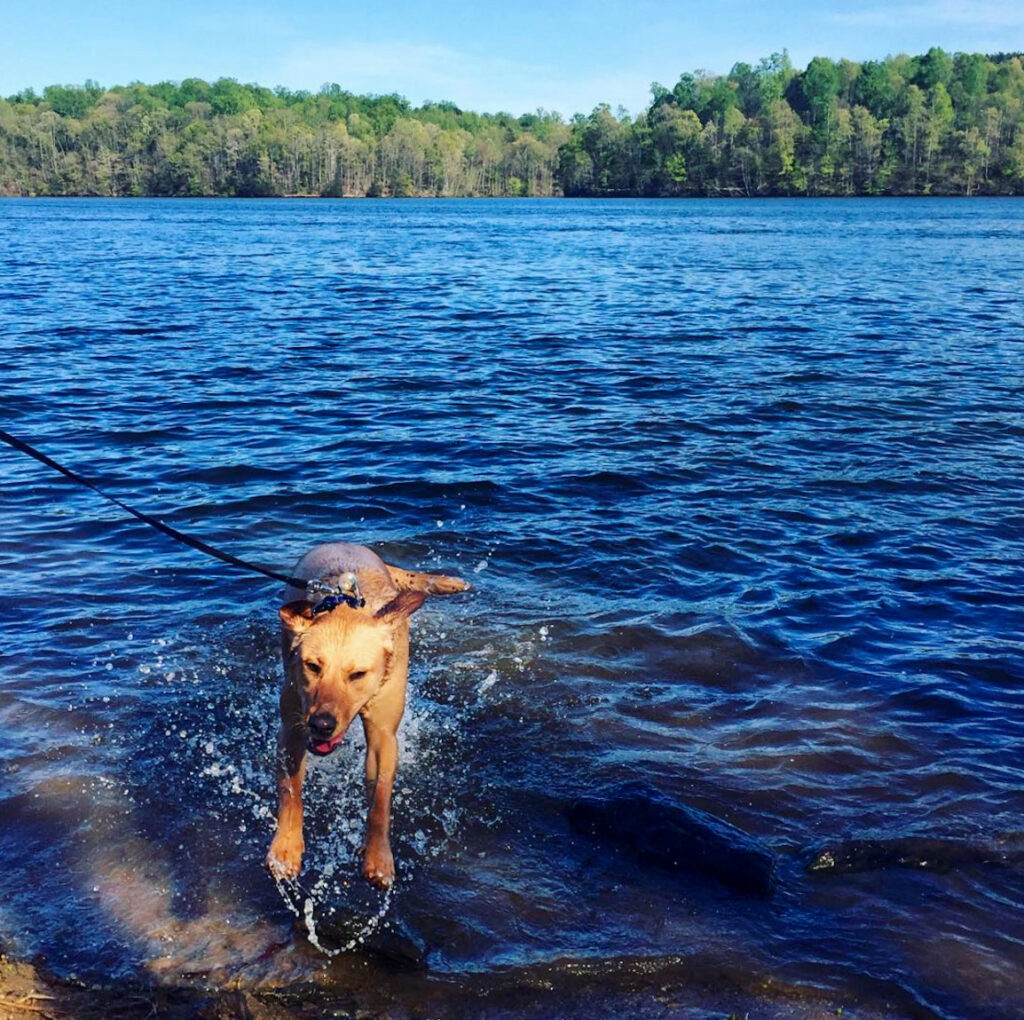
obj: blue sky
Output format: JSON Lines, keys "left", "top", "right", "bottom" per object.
{"left": 4, "top": 1, "right": 1023, "bottom": 116}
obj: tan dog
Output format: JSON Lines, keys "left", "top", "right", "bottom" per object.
{"left": 266, "top": 542, "right": 467, "bottom": 888}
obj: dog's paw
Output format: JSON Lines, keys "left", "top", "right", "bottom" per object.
{"left": 361, "top": 838, "right": 395, "bottom": 889}
{"left": 427, "top": 574, "right": 469, "bottom": 594}
{"left": 267, "top": 832, "right": 304, "bottom": 880}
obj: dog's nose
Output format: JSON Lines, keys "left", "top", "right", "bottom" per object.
{"left": 308, "top": 711, "right": 337, "bottom": 739}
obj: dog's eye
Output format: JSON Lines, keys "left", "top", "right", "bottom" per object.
{"left": 349, "top": 670, "right": 367, "bottom": 682}
{"left": 304, "top": 661, "right": 322, "bottom": 675}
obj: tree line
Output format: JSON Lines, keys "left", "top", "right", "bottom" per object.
{"left": 2, "top": 48, "right": 1022, "bottom": 198}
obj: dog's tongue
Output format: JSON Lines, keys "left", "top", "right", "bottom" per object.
{"left": 313, "top": 734, "right": 343, "bottom": 755}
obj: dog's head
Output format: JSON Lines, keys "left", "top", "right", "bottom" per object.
{"left": 279, "top": 591, "right": 426, "bottom": 756}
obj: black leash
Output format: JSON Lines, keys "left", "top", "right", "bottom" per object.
{"left": 0, "top": 426, "right": 309, "bottom": 590}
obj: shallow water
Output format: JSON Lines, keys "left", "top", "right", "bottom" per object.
{"left": 1, "top": 197, "right": 1023, "bottom": 1018}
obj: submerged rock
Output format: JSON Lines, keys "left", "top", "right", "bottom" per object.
{"left": 202, "top": 991, "right": 297, "bottom": 1020}
{"left": 304, "top": 913, "right": 426, "bottom": 970}
{"left": 806, "top": 833, "right": 1024, "bottom": 876}
{"left": 566, "top": 782, "right": 776, "bottom": 897}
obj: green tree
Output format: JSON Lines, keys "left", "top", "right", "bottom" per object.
{"left": 764, "top": 99, "right": 805, "bottom": 193}
{"left": 922, "top": 83, "right": 955, "bottom": 188}
{"left": 755, "top": 52, "right": 794, "bottom": 110}
{"left": 850, "top": 105, "right": 886, "bottom": 192}
{"left": 852, "top": 60, "right": 900, "bottom": 119}
{"left": 915, "top": 47, "right": 954, "bottom": 90}
{"left": 797, "top": 57, "right": 841, "bottom": 135}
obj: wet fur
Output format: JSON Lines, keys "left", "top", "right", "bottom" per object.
{"left": 266, "top": 543, "right": 467, "bottom": 888}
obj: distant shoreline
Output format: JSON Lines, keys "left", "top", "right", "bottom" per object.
{"left": 4, "top": 49, "right": 1023, "bottom": 200}
{"left": 1, "top": 192, "right": 1017, "bottom": 199}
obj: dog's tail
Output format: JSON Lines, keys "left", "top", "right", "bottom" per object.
{"left": 385, "top": 564, "right": 470, "bottom": 595}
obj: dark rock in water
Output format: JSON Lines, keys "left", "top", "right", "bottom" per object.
{"left": 365, "top": 919, "right": 427, "bottom": 970}
{"left": 566, "top": 782, "right": 776, "bottom": 897}
{"left": 298, "top": 913, "right": 426, "bottom": 970}
{"left": 806, "top": 833, "right": 1024, "bottom": 876}
{"left": 203, "top": 991, "right": 297, "bottom": 1019}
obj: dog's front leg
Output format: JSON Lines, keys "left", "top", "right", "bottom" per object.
{"left": 267, "top": 688, "right": 307, "bottom": 879}
{"left": 361, "top": 718, "right": 398, "bottom": 888}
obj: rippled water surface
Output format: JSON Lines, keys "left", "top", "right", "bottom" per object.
{"left": 1, "top": 198, "right": 1023, "bottom": 1018}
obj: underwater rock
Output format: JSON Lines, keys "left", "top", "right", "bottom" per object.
{"left": 304, "top": 913, "right": 426, "bottom": 970}
{"left": 566, "top": 782, "right": 776, "bottom": 897}
{"left": 806, "top": 833, "right": 1024, "bottom": 876}
{"left": 202, "top": 991, "right": 297, "bottom": 1020}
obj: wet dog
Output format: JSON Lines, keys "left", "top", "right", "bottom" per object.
{"left": 266, "top": 542, "right": 467, "bottom": 888}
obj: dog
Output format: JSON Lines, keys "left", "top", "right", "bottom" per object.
{"left": 266, "top": 542, "right": 468, "bottom": 888}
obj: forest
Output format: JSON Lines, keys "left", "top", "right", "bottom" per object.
{"left": 2, "top": 47, "right": 1023, "bottom": 198}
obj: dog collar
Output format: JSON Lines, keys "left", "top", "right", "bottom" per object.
{"left": 307, "top": 574, "right": 366, "bottom": 615}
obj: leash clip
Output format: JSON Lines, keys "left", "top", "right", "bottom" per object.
{"left": 307, "top": 573, "right": 365, "bottom": 615}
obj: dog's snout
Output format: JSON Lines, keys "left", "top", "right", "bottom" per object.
{"left": 308, "top": 711, "right": 337, "bottom": 739}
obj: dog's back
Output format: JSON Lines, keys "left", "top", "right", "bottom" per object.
{"left": 284, "top": 542, "right": 399, "bottom": 611}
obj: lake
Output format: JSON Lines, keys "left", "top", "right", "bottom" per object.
{"left": 1, "top": 197, "right": 1023, "bottom": 1018}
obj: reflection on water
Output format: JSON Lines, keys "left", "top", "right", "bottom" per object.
{"left": 1, "top": 197, "right": 1023, "bottom": 1018}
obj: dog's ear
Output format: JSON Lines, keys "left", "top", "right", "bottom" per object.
{"left": 279, "top": 600, "right": 315, "bottom": 634}
{"left": 374, "top": 590, "right": 426, "bottom": 622}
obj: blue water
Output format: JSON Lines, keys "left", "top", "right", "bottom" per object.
{"left": 1, "top": 197, "right": 1023, "bottom": 1018}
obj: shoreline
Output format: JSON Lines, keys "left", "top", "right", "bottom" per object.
{"left": 0, "top": 946, "right": 921, "bottom": 1020}
{"left": 0, "top": 191, "right": 1017, "bottom": 200}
